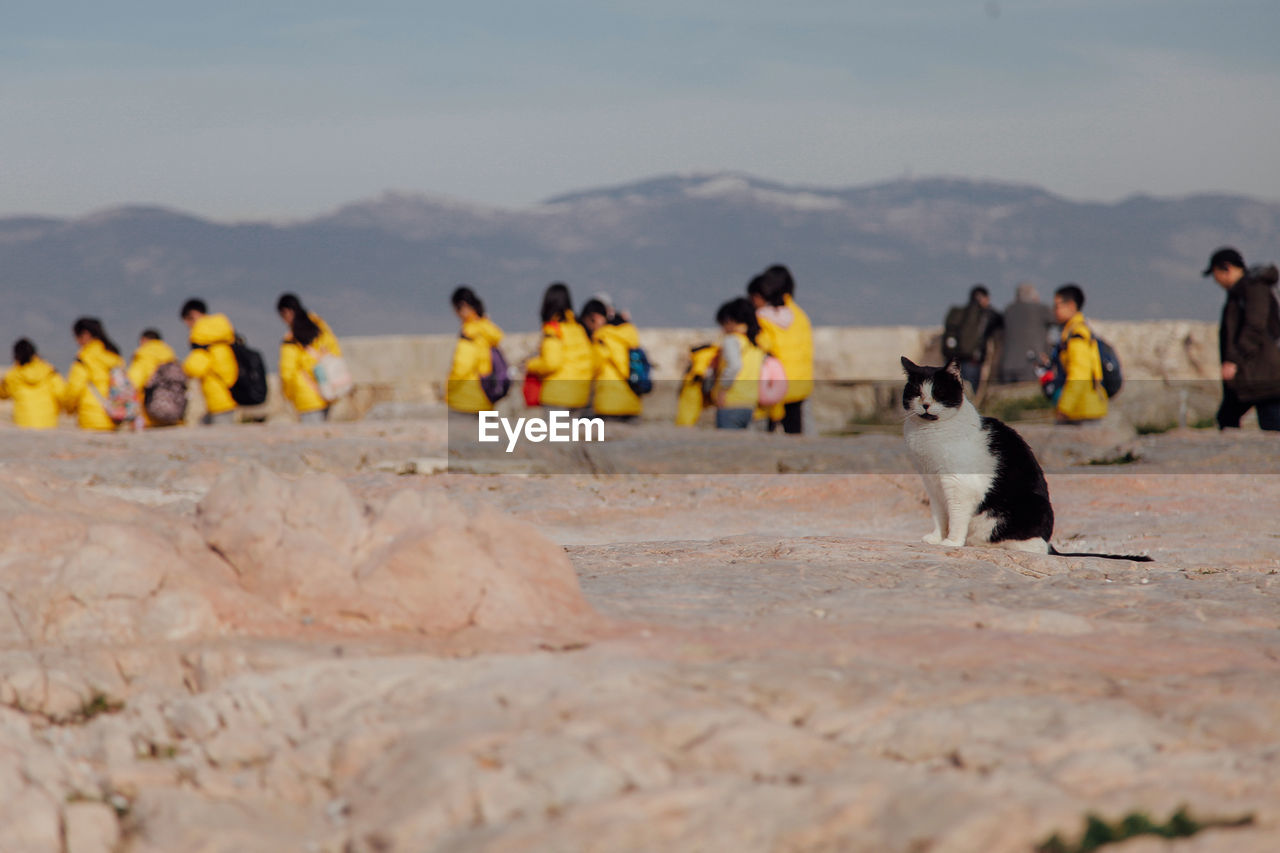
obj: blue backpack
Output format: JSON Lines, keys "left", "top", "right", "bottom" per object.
{"left": 627, "top": 347, "right": 653, "bottom": 395}
{"left": 480, "top": 345, "right": 511, "bottom": 403}
{"left": 1040, "top": 329, "right": 1122, "bottom": 401}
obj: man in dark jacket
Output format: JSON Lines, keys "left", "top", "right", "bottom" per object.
{"left": 997, "top": 282, "right": 1055, "bottom": 383}
{"left": 942, "top": 285, "right": 1002, "bottom": 392}
{"left": 1205, "top": 246, "right": 1280, "bottom": 430}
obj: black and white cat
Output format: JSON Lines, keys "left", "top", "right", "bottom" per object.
{"left": 900, "top": 357, "right": 1151, "bottom": 561}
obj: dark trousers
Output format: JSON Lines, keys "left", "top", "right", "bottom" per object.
{"left": 959, "top": 359, "right": 983, "bottom": 394}
{"left": 767, "top": 400, "right": 804, "bottom": 434}
{"left": 1217, "top": 383, "right": 1280, "bottom": 430}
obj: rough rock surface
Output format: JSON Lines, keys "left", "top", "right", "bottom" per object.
{"left": 0, "top": 419, "right": 1276, "bottom": 852}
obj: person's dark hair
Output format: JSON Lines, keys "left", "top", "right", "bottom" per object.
{"left": 72, "top": 317, "right": 120, "bottom": 355}
{"left": 13, "top": 338, "right": 36, "bottom": 366}
{"left": 748, "top": 271, "right": 788, "bottom": 307}
{"left": 540, "top": 282, "right": 573, "bottom": 324}
{"left": 276, "top": 292, "right": 306, "bottom": 316}
{"left": 140, "top": 328, "right": 163, "bottom": 342}
{"left": 969, "top": 284, "right": 990, "bottom": 302}
{"left": 1055, "top": 283, "right": 1085, "bottom": 310}
{"left": 716, "top": 297, "right": 760, "bottom": 345}
{"left": 451, "top": 286, "right": 485, "bottom": 317}
{"left": 579, "top": 299, "right": 609, "bottom": 322}
{"left": 291, "top": 311, "right": 322, "bottom": 348}
{"left": 763, "top": 264, "right": 795, "bottom": 297}
{"left": 180, "top": 298, "right": 207, "bottom": 319}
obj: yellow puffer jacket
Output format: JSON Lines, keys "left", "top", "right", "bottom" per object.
{"left": 0, "top": 357, "right": 66, "bottom": 429}
{"left": 719, "top": 332, "right": 766, "bottom": 409}
{"left": 591, "top": 322, "right": 643, "bottom": 417}
{"left": 756, "top": 294, "right": 814, "bottom": 405}
{"left": 62, "top": 339, "right": 124, "bottom": 431}
{"left": 183, "top": 314, "right": 239, "bottom": 415}
{"left": 676, "top": 344, "right": 719, "bottom": 426}
{"left": 128, "top": 338, "right": 178, "bottom": 391}
{"left": 128, "top": 338, "right": 181, "bottom": 427}
{"left": 525, "top": 312, "right": 596, "bottom": 409}
{"left": 1056, "top": 312, "right": 1108, "bottom": 422}
{"left": 447, "top": 317, "right": 504, "bottom": 413}
{"left": 279, "top": 341, "right": 327, "bottom": 414}
{"left": 311, "top": 314, "right": 342, "bottom": 357}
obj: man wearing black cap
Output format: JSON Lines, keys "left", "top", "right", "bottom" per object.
{"left": 1204, "top": 246, "right": 1280, "bottom": 430}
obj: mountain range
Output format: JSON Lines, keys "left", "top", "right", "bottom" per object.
{"left": 2, "top": 172, "right": 1276, "bottom": 369}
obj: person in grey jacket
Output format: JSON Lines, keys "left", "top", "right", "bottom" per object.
{"left": 997, "top": 283, "right": 1056, "bottom": 383}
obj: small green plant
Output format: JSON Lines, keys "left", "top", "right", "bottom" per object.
{"left": 1134, "top": 421, "right": 1176, "bottom": 436}
{"left": 1190, "top": 414, "right": 1218, "bottom": 429}
{"left": 1036, "top": 807, "right": 1254, "bottom": 853}
{"left": 73, "top": 691, "right": 124, "bottom": 722}
{"left": 1087, "top": 450, "right": 1140, "bottom": 466}
{"left": 983, "top": 393, "right": 1055, "bottom": 422}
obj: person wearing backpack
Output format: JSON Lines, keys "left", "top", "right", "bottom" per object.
{"left": 580, "top": 298, "right": 642, "bottom": 421}
{"left": 1203, "top": 247, "right": 1280, "bottom": 430}
{"left": 942, "top": 285, "right": 1002, "bottom": 394}
{"left": 61, "top": 318, "right": 131, "bottom": 431}
{"left": 128, "top": 329, "right": 185, "bottom": 427}
{"left": 749, "top": 265, "right": 813, "bottom": 434}
{"left": 676, "top": 343, "right": 720, "bottom": 426}
{"left": 1051, "top": 284, "right": 1108, "bottom": 423}
{"left": 180, "top": 299, "right": 239, "bottom": 425}
{"left": 712, "top": 298, "right": 766, "bottom": 430}
{"left": 446, "top": 286, "right": 506, "bottom": 415}
{"left": 0, "top": 338, "right": 66, "bottom": 429}
{"left": 523, "top": 283, "right": 595, "bottom": 412}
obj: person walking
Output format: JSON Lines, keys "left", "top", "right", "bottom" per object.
{"left": 0, "top": 338, "right": 65, "bottom": 429}
{"left": 1204, "top": 247, "right": 1280, "bottom": 430}
{"left": 180, "top": 299, "right": 239, "bottom": 425}
{"left": 942, "top": 285, "right": 1002, "bottom": 393}
{"left": 997, "top": 283, "right": 1055, "bottom": 383}
{"left": 62, "top": 318, "right": 130, "bottom": 431}
{"left": 1051, "top": 284, "right": 1108, "bottom": 423}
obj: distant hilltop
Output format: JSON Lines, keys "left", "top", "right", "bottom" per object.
{"left": 1, "top": 172, "right": 1275, "bottom": 370}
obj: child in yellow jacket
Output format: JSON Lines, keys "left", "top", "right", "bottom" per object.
{"left": 1051, "top": 284, "right": 1108, "bottom": 423}
{"left": 447, "top": 287, "right": 506, "bottom": 414}
{"left": 62, "top": 318, "right": 129, "bottom": 431}
{"left": 580, "top": 299, "right": 643, "bottom": 419}
{"left": 524, "top": 283, "right": 595, "bottom": 410}
{"left": 713, "top": 298, "right": 766, "bottom": 429}
{"left": 749, "top": 264, "right": 813, "bottom": 433}
{"left": 0, "top": 338, "right": 65, "bottom": 429}
{"left": 128, "top": 329, "right": 182, "bottom": 427}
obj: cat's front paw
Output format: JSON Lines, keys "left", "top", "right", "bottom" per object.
{"left": 940, "top": 537, "right": 965, "bottom": 547}
{"left": 922, "top": 531, "right": 944, "bottom": 545}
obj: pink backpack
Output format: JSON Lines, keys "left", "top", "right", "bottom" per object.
{"left": 758, "top": 355, "right": 788, "bottom": 407}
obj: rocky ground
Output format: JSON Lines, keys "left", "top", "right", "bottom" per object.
{"left": 0, "top": 417, "right": 1277, "bottom": 852}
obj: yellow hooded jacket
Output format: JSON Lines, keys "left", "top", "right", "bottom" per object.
{"left": 676, "top": 343, "right": 719, "bottom": 426}
{"left": 525, "top": 312, "right": 595, "bottom": 409}
{"left": 62, "top": 339, "right": 124, "bottom": 431}
{"left": 756, "top": 294, "right": 814, "bottom": 405}
{"left": 182, "top": 314, "right": 239, "bottom": 415}
{"left": 1056, "top": 312, "right": 1108, "bottom": 422}
{"left": 447, "top": 316, "right": 504, "bottom": 413}
{"left": 128, "top": 338, "right": 181, "bottom": 427}
{"left": 0, "top": 357, "right": 66, "bottom": 429}
{"left": 591, "top": 322, "right": 643, "bottom": 417}
{"left": 279, "top": 341, "right": 327, "bottom": 415}
{"left": 719, "top": 332, "right": 766, "bottom": 410}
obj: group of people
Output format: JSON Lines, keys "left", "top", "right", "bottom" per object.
{"left": 941, "top": 281, "right": 1110, "bottom": 423}
{"left": 445, "top": 264, "right": 817, "bottom": 432}
{"left": 0, "top": 293, "right": 344, "bottom": 430}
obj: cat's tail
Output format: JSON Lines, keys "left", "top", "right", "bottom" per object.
{"left": 1049, "top": 545, "right": 1153, "bottom": 562}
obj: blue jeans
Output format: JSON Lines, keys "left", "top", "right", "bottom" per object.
{"left": 959, "top": 360, "right": 983, "bottom": 394}
{"left": 716, "top": 408, "right": 753, "bottom": 429}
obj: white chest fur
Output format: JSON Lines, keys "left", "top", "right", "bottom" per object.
{"left": 903, "top": 400, "right": 997, "bottom": 546}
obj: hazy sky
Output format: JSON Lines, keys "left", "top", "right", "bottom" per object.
{"left": 4, "top": 1, "right": 1278, "bottom": 220}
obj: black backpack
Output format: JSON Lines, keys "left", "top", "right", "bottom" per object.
{"left": 229, "top": 336, "right": 268, "bottom": 406}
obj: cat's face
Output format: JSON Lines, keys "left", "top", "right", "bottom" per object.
{"left": 900, "top": 357, "right": 966, "bottom": 422}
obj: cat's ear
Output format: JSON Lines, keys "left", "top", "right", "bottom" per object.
{"left": 944, "top": 357, "right": 963, "bottom": 381}
{"left": 901, "top": 356, "right": 919, "bottom": 374}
